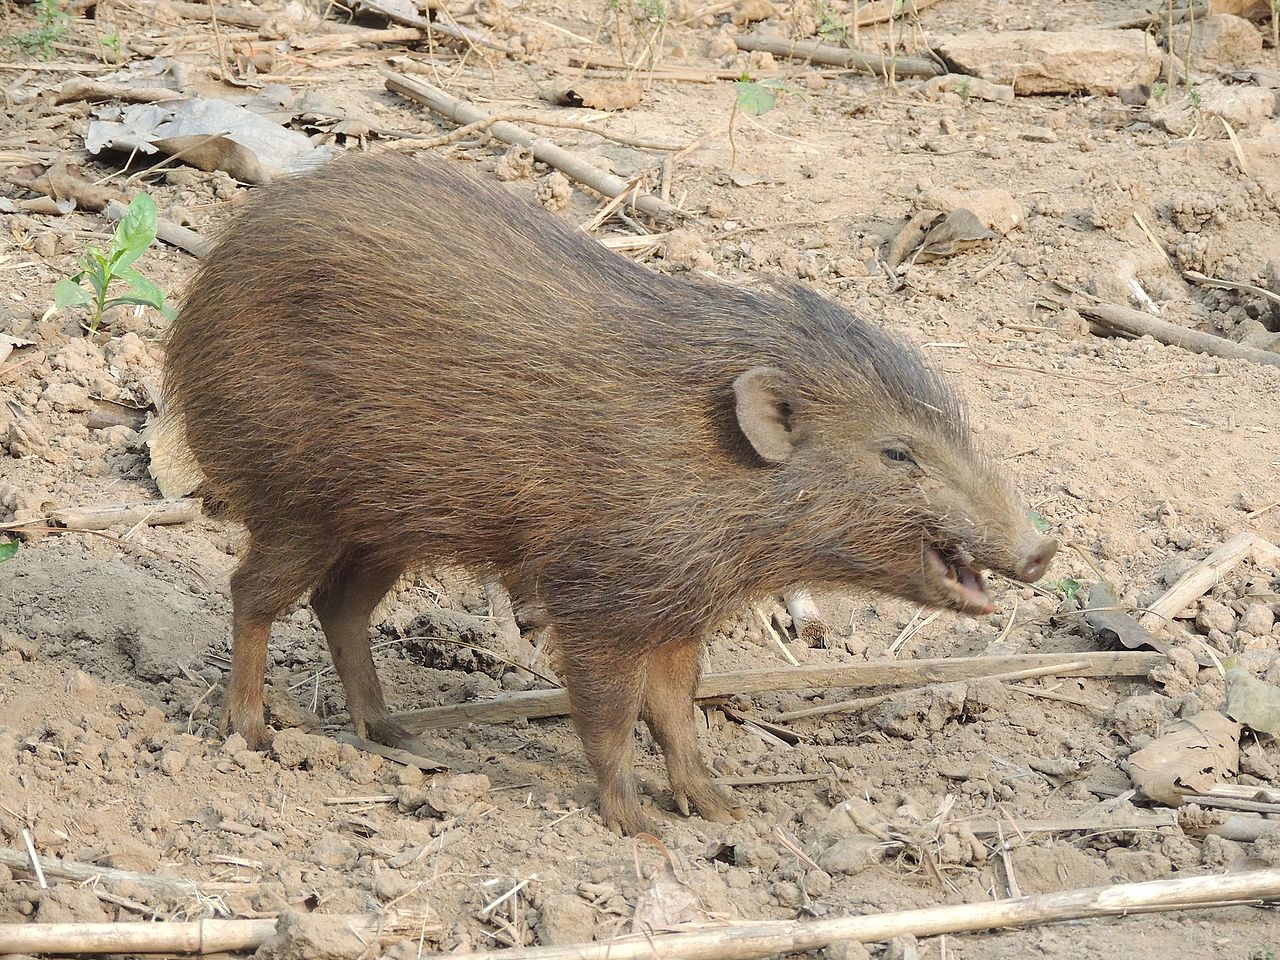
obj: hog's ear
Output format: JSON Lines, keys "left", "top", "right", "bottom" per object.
{"left": 733, "top": 366, "right": 795, "bottom": 464}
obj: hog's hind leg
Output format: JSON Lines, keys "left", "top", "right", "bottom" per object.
{"left": 225, "top": 536, "right": 330, "bottom": 750}
{"left": 310, "top": 549, "right": 417, "bottom": 749}
{"left": 559, "top": 635, "right": 652, "bottom": 835}
{"left": 642, "top": 640, "right": 746, "bottom": 824}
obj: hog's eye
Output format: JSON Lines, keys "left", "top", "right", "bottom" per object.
{"left": 882, "top": 446, "right": 916, "bottom": 466}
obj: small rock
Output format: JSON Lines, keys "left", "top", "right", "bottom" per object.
{"left": 817, "top": 835, "right": 883, "bottom": 876}
{"left": 1239, "top": 604, "right": 1275, "bottom": 636}
{"left": 1170, "top": 14, "right": 1263, "bottom": 72}
{"left": 1196, "top": 598, "right": 1236, "bottom": 635}
{"left": 272, "top": 729, "right": 339, "bottom": 770}
{"left": 870, "top": 682, "right": 966, "bottom": 739}
{"left": 535, "top": 893, "right": 597, "bottom": 945}
{"left": 1197, "top": 80, "right": 1277, "bottom": 128}
{"left": 159, "top": 751, "right": 188, "bottom": 776}
{"left": 730, "top": 0, "right": 775, "bottom": 26}
{"left": 935, "top": 29, "right": 1161, "bottom": 96}
{"left": 917, "top": 184, "right": 1024, "bottom": 235}
{"left": 308, "top": 834, "right": 359, "bottom": 870}
{"left": 424, "top": 772, "right": 490, "bottom": 817}
{"left": 372, "top": 868, "right": 416, "bottom": 902}
{"left": 662, "top": 229, "right": 714, "bottom": 272}
{"left": 823, "top": 943, "right": 873, "bottom": 960}
{"left": 1105, "top": 848, "right": 1171, "bottom": 882}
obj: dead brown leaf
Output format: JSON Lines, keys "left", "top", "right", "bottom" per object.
{"left": 1128, "top": 711, "right": 1240, "bottom": 806}
{"left": 540, "top": 80, "right": 644, "bottom": 111}
{"left": 1083, "top": 582, "right": 1171, "bottom": 654}
{"left": 915, "top": 208, "right": 997, "bottom": 262}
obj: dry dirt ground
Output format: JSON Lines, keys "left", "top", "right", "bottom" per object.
{"left": 3, "top": 0, "right": 1280, "bottom": 957}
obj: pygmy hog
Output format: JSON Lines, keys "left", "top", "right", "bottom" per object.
{"left": 165, "top": 152, "right": 1056, "bottom": 835}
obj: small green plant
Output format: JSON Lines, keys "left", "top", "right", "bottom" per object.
{"left": 1041, "top": 577, "right": 1083, "bottom": 601}
{"left": 955, "top": 76, "right": 973, "bottom": 102}
{"left": 733, "top": 72, "right": 785, "bottom": 116}
{"left": 1247, "top": 947, "right": 1277, "bottom": 960}
{"left": 0, "top": 538, "right": 17, "bottom": 562}
{"left": 98, "top": 30, "right": 122, "bottom": 62}
{"left": 1151, "top": 80, "right": 1167, "bottom": 99}
{"left": 10, "top": 0, "right": 68, "bottom": 58}
{"left": 55, "top": 193, "right": 175, "bottom": 333}
{"left": 1187, "top": 79, "right": 1202, "bottom": 109}
{"left": 813, "top": 0, "right": 848, "bottom": 44}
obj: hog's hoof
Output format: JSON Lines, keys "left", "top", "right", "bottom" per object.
{"left": 599, "top": 786, "right": 658, "bottom": 837}
{"left": 673, "top": 778, "right": 747, "bottom": 825}
{"left": 220, "top": 707, "right": 273, "bottom": 752}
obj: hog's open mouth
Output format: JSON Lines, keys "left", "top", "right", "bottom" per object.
{"left": 926, "top": 543, "right": 993, "bottom": 613}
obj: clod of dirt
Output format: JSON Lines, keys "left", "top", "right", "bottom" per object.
{"left": 534, "top": 891, "right": 598, "bottom": 944}
{"left": 823, "top": 942, "right": 873, "bottom": 960}
{"left": 1150, "top": 647, "right": 1200, "bottom": 696}
{"left": 539, "top": 80, "right": 643, "bottom": 111}
{"left": 535, "top": 172, "right": 573, "bottom": 211}
{"left": 935, "top": 29, "right": 1161, "bottom": 96}
{"left": 870, "top": 682, "right": 966, "bottom": 738}
{"left": 256, "top": 911, "right": 386, "bottom": 960}
{"left": 817, "top": 834, "right": 884, "bottom": 876}
{"left": 1009, "top": 842, "right": 1109, "bottom": 893}
{"left": 1110, "top": 693, "right": 1175, "bottom": 743}
{"left": 272, "top": 729, "right": 340, "bottom": 770}
{"left": 917, "top": 184, "right": 1025, "bottom": 236}
{"left": 1127, "top": 710, "right": 1240, "bottom": 805}
{"left": 1104, "top": 847, "right": 1173, "bottom": 882}
{"left": 1224, "top": 655, "right": 1280, "bottom": 734}
{"left": 1169, "top": 14, "right": 1263, "bottom": 72}
{"left": 1239, "top": 603, "right": 1277, "bottom": 636}
{"left": 661, "top": 230, "right": 714, "bottom": 272}
{"left": 424, "top": 772, "right": 490, "bottom": 817}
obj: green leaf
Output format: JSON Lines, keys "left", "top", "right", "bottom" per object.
{"left": 0, "top": 539, "right": 17, "bottom": 562}
{"left": 108, "top": 193, "right": 159, "bottom": 270}
{"left": 734, "top": 78, "right": 778, "bottom": 116}
{"left": 1029, "top": 511, "right": 1051, "bottom": 532}
{"left": 54, "top": 278, "right": 93, "bottom": 308}
{"left": 1043, "top": 577, "right": 1082, "bottom": 600}
{"left": 105, "top": 294, "right": 168, "bottom": 312}
{"left": 115, "top": 268, "right": 170, "bottom": 311}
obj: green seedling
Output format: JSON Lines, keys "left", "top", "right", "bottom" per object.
{"left": 0, "top": 539, "right": 17, "bottom": 562}
{"left": 733, "top": 73, "right": 785, "bottom": 116}
{"left": 99, "top": 30, "right": 122, "bottom": 62}
{"left": 1041, "top": 576, "right": 1082, "bottom": 600}
{"left": 814, "top": 0, "right": 848, "bottom": 43}
{"left": 1151, "top": 80, "right": 1167, "bottom": 99}
{"left": 1187, "top": 80, "right": 1202, "bottom": 109}
{"left": 55, "top": 193, "right": 175, "bottom": 333}
{"left": 11, "top": 0, "right": 68, "bottom": 58}
{"left": 1248, "top": 947, "right": 1277, "bottom": 960}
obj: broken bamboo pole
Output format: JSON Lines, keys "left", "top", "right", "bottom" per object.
{"left": 733, "top": 34, "right": 943, "bottom": 78}
{"left": 381, "top": 70, "right": 680, "bottom": 223}
{"left": 1079, "top": 302, "right": 1280, "bottom": 370}
{"left": 434, "top": 867, "right": 1280, "bottom": 960}
{"left": 396, "top": 650, "right": 1162, "bottom": 731}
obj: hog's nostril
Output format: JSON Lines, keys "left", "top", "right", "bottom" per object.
{"left": 1017, "top": 538, "right": 1058, "bottom": 583}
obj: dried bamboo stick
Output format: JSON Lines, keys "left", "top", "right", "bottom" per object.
{"left": 50, "top": 498, "right": 201, "bottom": 531}
{"left": 0, "top": 919, "right": 275, "bottom": 955}
{"left": 1139, "top": 532, "right": 1279, "bottom": 633}
{"left": 1078, "top": 302, "right": 1280, "bottom": 369}
{"left": 782, "top": 589, "right": 828, "bottom": 645}
{"left": 772, "top": 660, "right": 1090, "bottom": 722}
{"left": 381, "top": 70, "right": 680, "bottom": 223}
{"left": 0, "top": 849, "right": 254, "bottom": 896}
{"left": 395, "top": 651, "right": 1162, "bottom": 731}
{"left": 437, "top": 868, "right": 1280, "bottom": 960}
{"left": 732, "top": 35, "right": 943, "bottom": 78}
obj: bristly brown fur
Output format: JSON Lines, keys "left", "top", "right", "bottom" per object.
{"left": 164, "top": 151, "right": 1050, "bottom": 834}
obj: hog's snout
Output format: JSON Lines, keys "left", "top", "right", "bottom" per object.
{"left": 1014, "top": 536, "right": 1057, "bottom": 583}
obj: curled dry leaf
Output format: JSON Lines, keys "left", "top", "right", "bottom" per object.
{"left": 540, "top": 79, "right": 644, "bottom": 111}
{"left": 1224, "top": 654, "right": 1280, "bottom": 735}
{"left": 1127, "top": 710, "right": 1240, "bottom": 806}
{"left": 1083, "top": 581, "right": 1171, "bottom": 654}
{"left": 915, "top": 208, "right": 997, "bottom": 262}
